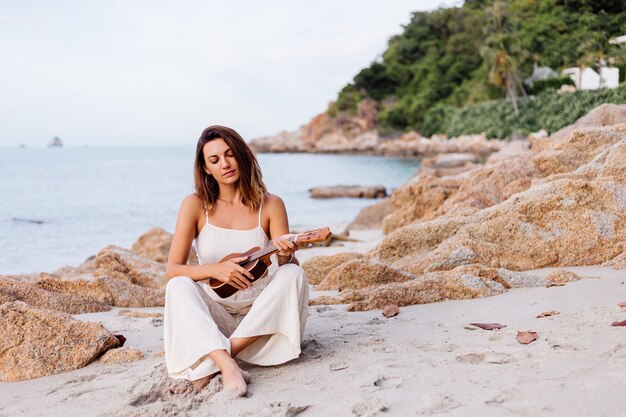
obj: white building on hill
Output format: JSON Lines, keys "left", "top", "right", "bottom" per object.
{"left": 562, "top": 66, "right": 619, "bottom": 90}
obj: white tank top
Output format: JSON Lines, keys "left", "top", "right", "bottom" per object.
{"left": 195, "top": 199, "right": 277, "bottom": 313}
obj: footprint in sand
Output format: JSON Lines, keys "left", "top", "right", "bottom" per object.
{"left": 455, "top": 353, "right": 486, "bottom": 364}
{"left": 352, "top": 397, "right": 388, "bottom": 417}
{"left": 602, "top": 343, "right": 626, "bottom": 358}
{"left": 420, "top": 395, "right": 461, "bottom": 414}
{"left": 373, "top": 375, "right": 403, "bottom": 389}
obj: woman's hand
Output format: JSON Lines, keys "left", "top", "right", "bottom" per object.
{"left": 274, "top": 234, "right": 298, "bottom": 265}
{"left": 209, "top": 257, "right": 254, "bottom": 290}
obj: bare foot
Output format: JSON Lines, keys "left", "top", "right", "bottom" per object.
{"left": 169, "top": 373, "right": 215, "bottom": 395}
{"left": 221, "top": 364, "right": 247, "bottom": 397}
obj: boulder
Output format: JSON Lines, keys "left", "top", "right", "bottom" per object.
{"left": 317, "top": 259, "right": 413, "bottom": 291}
{"left": 131, "top": 227, "right": 198, "bottom": 265}
{"left": 301, "top": 252, "right": 363, "bottom": 285}
{"left": 347, "top": 198, "right": 395, "bottom": 230}
{"left": 392, "top": 178, "right": 626, "bottom": 274}
{"left": 95, "top": 245, "right": 166, "bottom": 288}
{"left": 35, "top": 276, "right": 165, "bottom": 307}
{"left": 0, "top": 301, "right": 119, "bottom": 381}
{"left": 53, "top": 257, "right": 97, "bottom": 280}
{"left": 420, "top": 153, "right": 480, "bottom": 177}
{"left": 341, "top": 265, "right": 544, "bottom": 311}
{"left": 309, "top": 185, "right": 387, "bottom": 199}
{"left": 0, "top": 277, "right": 111, "bottom": 314}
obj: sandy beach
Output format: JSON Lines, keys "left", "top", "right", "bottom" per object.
{"left": 1, "top": 229, "right": 624, "bottom": 417}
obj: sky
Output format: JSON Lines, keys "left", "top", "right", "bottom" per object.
{"left": 0, "top": 0, "right": 461, "bottom": 147}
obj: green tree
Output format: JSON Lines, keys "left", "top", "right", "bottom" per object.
{"left": 480, "top": 1, "right": 526, "bottom": 114}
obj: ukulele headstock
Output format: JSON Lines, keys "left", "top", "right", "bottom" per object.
{"left": 295, "top": 227, "right": 332, "bottom": 245}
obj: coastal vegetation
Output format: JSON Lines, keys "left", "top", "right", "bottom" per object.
{"left": 330, "top": 0, "right": 626, "bottom": 138}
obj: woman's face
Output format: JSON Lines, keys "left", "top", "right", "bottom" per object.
{"left": 202, "top": 138, "right": 240, "bottom": 185}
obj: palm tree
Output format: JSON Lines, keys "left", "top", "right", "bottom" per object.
{"left": 481, "top": 1, "right": 527, "bottom": 114}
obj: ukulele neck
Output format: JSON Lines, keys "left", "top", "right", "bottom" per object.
{"left": 245, "top": 235, "right": 297, "bottom": 263}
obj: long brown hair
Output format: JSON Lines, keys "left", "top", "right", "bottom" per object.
{"left": 194, "top": 125, "right": 267, "bottom": 212}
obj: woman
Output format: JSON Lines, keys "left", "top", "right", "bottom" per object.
{"left": 164, "top": 125, "right": 309, "bottom": 396}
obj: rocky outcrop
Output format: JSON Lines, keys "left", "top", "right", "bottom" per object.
{"left": 347, "top": 198, "right": 395, "bottom": 230}
{"left": 313, "top": 106, "right": 626, "bottom": 311}
{"left": 131, "top": 227, "right": 198, "bottom": 265}
{"left": 0, "top": 301, "right": 119, "bottom": 381}
{"left": 341, "top": 265, "right": 544, "bottom": 311}
{"left": 95, "top": 245, "right": 166, "bottom": 289}
{"left": 317, "top": 259, "right": 413, "bottom": 291}
{"left": 53, "top": 257, "right": 97, "bottom": 280}
{"left": 249, "top": 100, "right": 502, "bottom": 158}
{"left": 35, "top": 276, "right": 165, "bottom": 307}
{"left": 0, "top": 277, "right": 111, "bottom": 314}
{"left": 419, "top": 153, "right": 480, "bottom": 177}
{"left": 302, "top": 252, "right": 363, "bottom": 285}
{"left": 382, "top": 124, "right": 626, "bottom": 234}
{"left": 309, "top": 185, "right": 387, "bottom": 199}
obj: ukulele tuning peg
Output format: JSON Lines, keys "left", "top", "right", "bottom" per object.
{"left": 307, "top": 243, "right": 313, "bottom": 248}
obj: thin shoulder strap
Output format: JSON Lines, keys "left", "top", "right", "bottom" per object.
{"left": 205, "top": 205, "right": 209, "bottom": 226}
{"left": 258, "top": 198, "right": 264, "bottom": 227}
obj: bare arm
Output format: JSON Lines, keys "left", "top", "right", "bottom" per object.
{"left": 265, "top": 194, "right": 299, "bottom": 266}
{"left": 165, "top": 195, "right": 253, "bottom": 289}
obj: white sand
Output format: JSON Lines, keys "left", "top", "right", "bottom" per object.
{"left": 1, "top": 231, "right": 625, "bottom": 417}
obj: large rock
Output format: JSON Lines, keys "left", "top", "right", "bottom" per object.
{"left": 53, "top": 257, "right": 97, "bottom": 280}
{"left": 35, "top": 276, "right": 165, "bottom": 307}
{"left": 336, "top": 107, "right": 626, "bottom": 311}
{"left": 301, "top": 252, "right": 363, "bottom": 285}
{"left": 382, "top": 123, "right": 626, "bottom": 234}
{"left": 419, "top": 153, "right": 480, "bottom": 177}
{"left": 309, "top": 185, "right": 387, "bottom": 199}
{"left": 0, "top": 277, "right": 111, "bottom": 314}
{"left": 347, "top": 198, "right": 395, "bottom": 230}
{"left": 0, "top": 301, "right": 119, "bottom": 381}
{"left": 341, "top": 265, "right": 544, "bottom": 311}
{"left": 131, "top": 227, "right": 198, "bottom": 265}
{"left": 317, "top": 259, "right": 413, "bottom": 291}
{"left": 95, "top": 245, "right": 166, "bottom": 288}
{"left": 389, "top": 177, "right": 626, "bottom": 274}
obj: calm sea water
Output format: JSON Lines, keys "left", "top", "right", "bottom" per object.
{"left": 0, "top": 147, "right": 420, "bottom": 274}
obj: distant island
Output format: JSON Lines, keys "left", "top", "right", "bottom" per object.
{"left": 48, "top": 136, "right": 63, "bottom": 147}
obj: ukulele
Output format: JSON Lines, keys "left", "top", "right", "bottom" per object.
{"left": 206, "top": 227, "right": 332, "bottom": 298}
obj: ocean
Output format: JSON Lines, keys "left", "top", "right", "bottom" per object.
{"left": 0, "top": 147, "right": 420, "bottom": 274}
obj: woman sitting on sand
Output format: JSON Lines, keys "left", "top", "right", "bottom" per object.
{"left": 164, "top": 125, "right": 309, "bottom": 396}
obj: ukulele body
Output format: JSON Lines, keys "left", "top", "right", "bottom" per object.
{"left": 207, "top": 246, "right": 273, "bottom": 298}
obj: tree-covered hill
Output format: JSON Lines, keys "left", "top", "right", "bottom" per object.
{"left": 331, "top": 0, "right": 626, "bottom": 137}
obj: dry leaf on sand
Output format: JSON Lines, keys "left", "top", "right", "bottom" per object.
{"left": 468, "top": 323, "right": 506, "bottom": 330}
{"left": 517, "top": 331, "right": 538, "bottom": 344}
{"left": 611, "top": 320, "right": 626, "bottom": 327}
{"left": 546, "top": 282, "right": 565, "bottom": 288}
{"left": 618, "top": 302, "right": 626, "bottom": 308}
{"left": 536, "top": 310, "right": 559, "bottom": 318}
{"left": 382, "top": 304, "right": 400, "bottom": 318}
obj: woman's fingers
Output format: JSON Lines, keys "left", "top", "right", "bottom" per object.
{"left": 237, "top": 265, "right": 254, "bottom": 281}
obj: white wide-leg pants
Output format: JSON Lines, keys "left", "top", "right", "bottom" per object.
{"left": 164, "top": 264, "right": 309, "bottom": 381}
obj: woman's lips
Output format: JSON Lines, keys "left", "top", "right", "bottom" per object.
{"left": 223, "top": 170, "right": 235, "bottom": 178}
